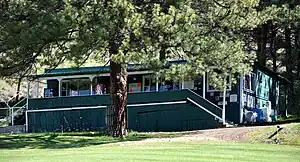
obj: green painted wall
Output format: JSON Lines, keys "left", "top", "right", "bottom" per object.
{"left": 27, "top": 90, "right": 221, "bottom": 132}
{"left": 128, "top": 103, "right": 217, "bottom": 132}
{"left": 28, "top": 89, "right": 221, "bottom": 117}
{"left": 28, "top": 108, "right": 106, "bottom": 132}
{"left": 28, "top": 102, "right": 218, "bottom": 133}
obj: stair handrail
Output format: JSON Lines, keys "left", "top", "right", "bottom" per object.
{"left": 186, "top": 89, "right": 222, "bottom": 110}
{"left": 7, "top": 91, "right": 21, "bottom": 103}
{"left": 12, "top": 97, "right": 26, "bottom": 108}
{"left": 2, "top": 97, "right": 27, "bottom": 124}
{"left": 13, "top": 104, "right": 27, "bottom": 116}
{"left": 187, "top": 97, "right": 223, "bottom": 122}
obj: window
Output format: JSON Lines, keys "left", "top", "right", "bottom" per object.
{"left": 183, "top": 80, "right": 194, "bottom": 89}
{"left": 159, "top": 80, "right": 182, "bottom": 91}
{"left": 244, "top": 72, "right": 256, "bottom": 92}
{"left": 129, "top": 83, "right": 142, "bottom": 93}
{"left": 128, "top": 75, "right": 142, "bottom": 93}
{"left": 143, "top": 76, "right": 156, "bottom": 92}
{"left": 94, "top": 76, "right": 110, "bottom": 95}
{"left": 61, "top": 78, "right": 91, "bottom": 96}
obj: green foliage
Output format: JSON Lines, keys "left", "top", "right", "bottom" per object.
{"left": 0, "top": 0, "right": 277, "bottom": 89}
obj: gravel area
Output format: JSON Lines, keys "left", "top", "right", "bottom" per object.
{"left": 111, "top": 126, "right": 272, "bottom": 146}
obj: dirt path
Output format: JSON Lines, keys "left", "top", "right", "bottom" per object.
{"left": 113, "top": 126, "right": 272, "bottom": 146}
{"left": 182, "top": 126, "right": 271, "bottom": 142}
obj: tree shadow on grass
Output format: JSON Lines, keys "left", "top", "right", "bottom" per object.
{"left": 0, "top": 131, "right": 188, "bottom": 149}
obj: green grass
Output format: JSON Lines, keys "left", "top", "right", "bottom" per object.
{"left": 0, "top": 131, "right": 185, "bottom": 149}
{"left": 277, "top": 115, "right": 300, "bottom": 123}
{"left": 249, "top": 123, "right": 300, "bottom": 145}
{"left": 1, "top": 140, "right": 300, "bottom": 162}
{"left": 1, "top": 131, "right": 300, "bottom": 162}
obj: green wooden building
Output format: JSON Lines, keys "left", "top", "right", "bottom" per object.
{"left": 23, "top": 61, "right": 288, "bottom": 132}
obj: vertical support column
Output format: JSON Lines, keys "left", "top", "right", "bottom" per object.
{"left": 25, "top": 111, "right": 28, "bottom": 132}
{"left": 156, "top": 76, "right": 159, "bottom": 92}
{"left": 203, "top": 72, "right": 206, "bottom": 98}
{"left": 27, "top": 80, "right": 30, "bottom": 103}
{"left": 24, "top": 80, "right": 30, "bottom": 128}
{"left": 239, "top": 74, "right": 244, "bottom": 124}
{"left": 57, "top": 78, "right": 62, "bottom": 97}
{"left": 89, "top": 76, "right": 95, "bottom": 95}
{"left": 36, "top": 79, "right": 40, "bottom": 98}
{"left": 284, "top": 85, "right": 288, "bottom": 117}
{"left": 26, "top": 80, "right": 30, "bottom": 110}
{"left": 11, "top": 105, "right": 14, "bottom": 126}
{"left": 182, "top": 80, "right": 185, "bottom": 89}
{"left": 222, "top": 77, "right": 227, "bottom": 125}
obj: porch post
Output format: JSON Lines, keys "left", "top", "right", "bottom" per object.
{"left": 25, "top": 111, "right": 28, "bottom": 132}
{"left": 284, "top": 85, "right": 288, "bottom": 117}
{"left": 89, "top": 76, "right": 95, "bottom": 95}
{"left": 27, "top": 80, "right": 30, "bottom": 108}
{"left": 11, "top": 104, "right": 14, "bottom": 126}
{"left": 222, "top": 77, "right": 227, "bottom": 125}
{"left": 58, "top": 78, "right": 62, "bottom": 97}
{"left": 156, "top": 76, "right": 159, "bottom": 92}
{"left": 239, "top": 74, "right": 244, "bottom": 124}
{"left": 36, "top": 79, "right": 39, "bottom": 98}
{"left": 203, "top": 72, "right": 206, "bottom": 98}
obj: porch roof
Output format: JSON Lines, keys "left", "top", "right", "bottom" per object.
{"left": 30, "top": 60, "right": 187, "bottom": 79}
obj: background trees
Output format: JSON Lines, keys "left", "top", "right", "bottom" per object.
{"left": 1, "top": 0, "right": 298, "bottom": 136}
{"left": 252, "top": 1, "right": 300, "bottom": 115}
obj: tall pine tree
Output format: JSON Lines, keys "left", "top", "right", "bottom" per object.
{"left": 0, "top": 0, "right": 276, "bottom": 137}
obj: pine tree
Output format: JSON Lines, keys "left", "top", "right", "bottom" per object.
{"left": 0, "top": 0, "right": 276, "bottom": 137}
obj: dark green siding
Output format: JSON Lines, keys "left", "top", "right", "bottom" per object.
{"left": 128, "top": 103, "right": 217, "bottom": 132}
{"left": 28, "top": 89, "right": 221, "bottom": 118}
{"left": 28, "top": 108, "right": 106, "bottom": 132}
{"left": 28, "top": 103, "right": 218, "bottom": 133}
{"left": 27, "top": 90, "right": 221, "bottom": 132}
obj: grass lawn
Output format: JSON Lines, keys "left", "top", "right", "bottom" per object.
{"left": 249, "top": 123, "right": 300, "bottom": 145}
{"left": 1, "top": 131, "right": 300, "bottom": 162}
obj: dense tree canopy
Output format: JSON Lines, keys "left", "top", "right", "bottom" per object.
{"left": 0, "top": 0, "right": 285, "bottom": 136}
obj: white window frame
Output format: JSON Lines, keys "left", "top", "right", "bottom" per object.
{"left": 61, "top": 78, "right": 91, "bottom": 96}
{"left": 142, "top": 75, "right": 156, "bottom": 92}
{"left": 244, "top": 72, "right": 256, "bottom": 93}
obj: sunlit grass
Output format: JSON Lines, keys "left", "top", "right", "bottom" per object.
{"left": 1, "top": 140, "right": 300, "bottom": 162}
{"left": 249, "top": 123, "right": 300, "bottom": 145}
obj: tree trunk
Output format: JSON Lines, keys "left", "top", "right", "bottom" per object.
{"left": 285, "top": 25, "right": 295, "bottom": 114}
{"left": 16, "top": 77, "right": 22, "bottom": 101}
{"left": 107, "top": 61, "right": 128, "bottom": 137}
{"left": 107, "top": 42, "right": 128, "bottom": 138}
{"left": 270, "top": 21, "right": 277, "bottom": 72}
{"left": 257, "top": 23, "right": 268, "bottom": 66}
{"left": 296, "top": 26, "right": 300, "bottom": 78}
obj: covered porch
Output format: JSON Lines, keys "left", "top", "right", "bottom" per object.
{"left": 28, "top": 69, "right": 201, "bottom": 99}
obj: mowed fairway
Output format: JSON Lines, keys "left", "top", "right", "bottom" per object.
{"left": 1, "top": 140, "right": 300, "bottom": 162}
